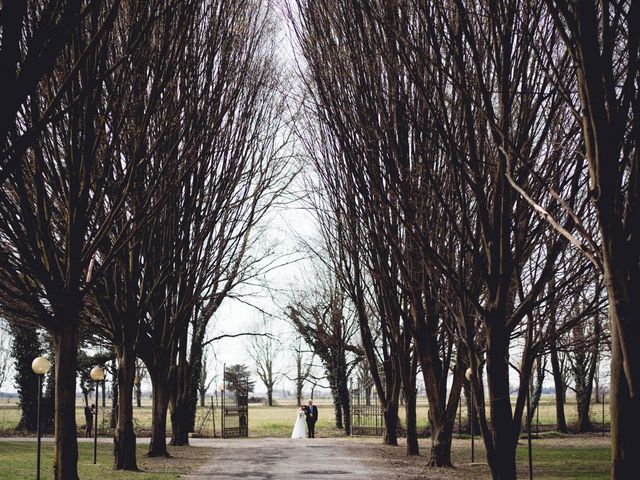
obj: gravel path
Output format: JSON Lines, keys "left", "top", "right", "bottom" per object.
{"left": 184, "top": 437, "right": 393, "bottom": 480}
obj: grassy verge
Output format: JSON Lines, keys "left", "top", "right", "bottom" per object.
{"left": 519, "top": 443, "right": 609, "bottom": 480}
{"left": 0, "top": 441, "right": 212, "bottom": 480}
{"left": 450, "top": 436, "right": 610, "bottom": 479}
{"left": 355, "top": 435, "right": 610, "bottom": 480}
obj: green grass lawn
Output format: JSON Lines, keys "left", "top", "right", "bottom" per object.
{"left": 0, "top": 441, "right": 211, "bottom": 480}
{"left": 447, "top": 438, "right": 611, "bottom": 480}
{"left": 522, "top": 444, "right": 610, "bottom": 480}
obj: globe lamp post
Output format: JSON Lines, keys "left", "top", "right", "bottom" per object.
{"left": 32, "top": 357, "right": 51, "bottom": 480}
{"left": 465, "top": 367, "right": 475, "bottom": 463}
{"left": 90, "top": 366, "right": 105, "bottom": 464}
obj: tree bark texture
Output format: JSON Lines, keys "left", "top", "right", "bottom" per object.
{"left": 484, "top": 327, "right": 517, "bottom": 480}
{"left": 550, "top": 346, "right": 568, "bottom": 433}
{"left": 148, "top": 371, "right": 170, "bottom": 457}
{"left": 53, "top": 324, "right": 79, "bottom": 480}
{"left": 114, "top": 345, "right": 137, "bottom": 470}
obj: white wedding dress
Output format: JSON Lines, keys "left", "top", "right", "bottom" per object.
{"left": 291, "top": 411, "right": 308, "bottom": 439}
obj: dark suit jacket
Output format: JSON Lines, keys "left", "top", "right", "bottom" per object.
{"left": 305, "top": 405, "right": 318, "bottom": 423}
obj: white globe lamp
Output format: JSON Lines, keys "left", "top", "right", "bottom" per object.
{"left": 31, "top": 357, "right": 51, "bottom": 375}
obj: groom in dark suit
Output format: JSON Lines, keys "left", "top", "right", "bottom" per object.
{"left": 305, "top": 400, "right": 318, "bottom": 438}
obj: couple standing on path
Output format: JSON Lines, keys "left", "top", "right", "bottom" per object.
{"left": 291, "top": 400, "right": 318, "bottom": 439}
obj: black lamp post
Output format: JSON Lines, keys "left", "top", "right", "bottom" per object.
{"left": 90, "top": 366, "right": 105, "bottom": 464}
{"left": 32, "top": 356, "right": 51, "bottom": 480}
{"left": 465, "top": 367, "right": 475, "bottom": 463}
{"left": 219, "top": 379, "right": 225, "bottom": 438}
{"left": 526, "top": 385, "right": 533, "bottom": 480}
{"left": 602, "top": 390, "right": 606, "bottom": 436}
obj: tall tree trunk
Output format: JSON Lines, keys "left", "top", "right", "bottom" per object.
{"left": 576, "top": 388, "right": 594, "bottom": 433}
{"left": 53, "top": 323, "right": 79, "bottom": 480}
{"left": 114, "top": 345, "right": 137, "bottom": 470}
{"left": 383, "top": 398, "right": 399, "bottom": 446}
{"left": 558, "top": 8, "right": 640, "bottom": 474}
{"left": 484, "top": 327, "right": 517, "bottom": 480}
{"left": 328, "top": 370, "right": 343, "bottom": 429}
{"left": 528, "top": 358, "right": 545, "bottom": 425}
{"left": 338, "top": 373, "right": 351, "bottom": 435}
{"left": 599, "top": 249, "right": 640, "bottom": 480}
{"left": 332, "top": 384, "right": 343, "bottom": 430}
{"left": 410, "top": 301, "right": 462, "bottom": 466}
{"left": 383, "top": 401, "right": 398, "bottom": 446}
{"left": 170, "top": 361, "right": 191, "bottom": 447}
{"left": 400, "top": 341, "right": 418, "bottom": 456}
{"left": 429, "top": 413, "right": 456, "bottom": 467}
{"left": 267, "top": 387, "right": 273, "bottom": 407}
{"left": 296, "top": 378, "right": 303, "bottom": 406}
{"left": 170, "top": 399, "right": 190, "bottom": 446}
{"left": 148, "top": 371, "right": 170, "bottom": 457}
{"left": 428, "top": 361, "right": 464, "bottom": 467}
{"left": 404, "top": 386, "right": 419, "bottom": 455}
{"left": 549, "top": 346, "right": 567, "bottom": 433}
{"left": 186, "top": 339, "right": 203, "bottom": 433}
{"left": 609, "top": 309, "right": 640, "bottom": 479}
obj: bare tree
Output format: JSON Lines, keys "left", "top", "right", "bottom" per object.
{"left": 0, "top": 2, "right": 146, "bottom": 476}
{"left": 292, "top": 2, "right": 603, "bottom": 475}
{"left": 530, "top": 4, "right": 640, "bottom": 476}
{"left": 286, "top": 270, "right": 363, "bottom": 436}
{"left": 249, "top": 318, "right": 281, "bottom": 407}
{"left": 87, "top": 0, "right": 202, "bottom": 468}
{"left": 293, "top": 67, "right": 421, "bottom": 450}
{"left": 0, "top": 1, "right": 103, "bottom": 184}
{"left": 135, "top": 0, "right": 288, "bottom": 454}
{"left": 287, "top": 334, "right": 314, "bottom": 406}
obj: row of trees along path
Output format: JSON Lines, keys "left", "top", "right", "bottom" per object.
{"left": 0, "top": 1, "right": 288, "bottom": 479}
{"left": 291, "top": 1, "right": 638, "bottom": 480}
{"left": 1, "top": 2, "right": 639, "bottom": 480}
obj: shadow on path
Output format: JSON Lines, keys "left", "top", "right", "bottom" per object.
{"left": 184, "top": 437, "right": 392, "bottom": 480}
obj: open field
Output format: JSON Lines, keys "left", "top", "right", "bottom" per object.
{"left": 0, "top": 441, "right": 212, "bottom": 480}
{"left": 0, "top": 395, "right": 610, "bottom": 438}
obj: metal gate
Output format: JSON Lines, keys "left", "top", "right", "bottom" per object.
{"left": 221, "top": 367, "right": 249, "bottom": 438}
{"left": 350, "top": 377, "right": 384, "bottom": 436}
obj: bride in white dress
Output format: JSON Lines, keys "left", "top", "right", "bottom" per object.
{"left": 291, "top": 407, "right": 308, "bottom": 438}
